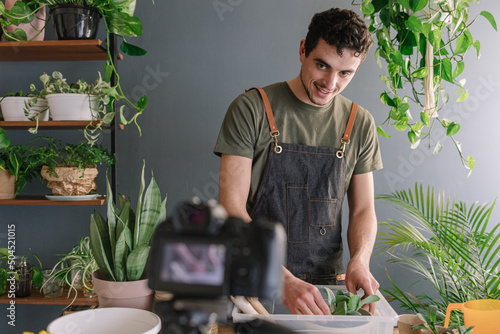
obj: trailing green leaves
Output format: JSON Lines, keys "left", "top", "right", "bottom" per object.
{"left": 353, "top": 0, "right": 495, "bottom": 173}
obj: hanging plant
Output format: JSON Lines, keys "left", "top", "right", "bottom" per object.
{"left": 352, "top": 0, "right": 497, "bottom": 175}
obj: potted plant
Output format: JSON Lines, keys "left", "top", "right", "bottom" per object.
{"left": 28, "top": 136, "right": 115, "bottom": 196}
{"left": 45, "top": 236, "right": 98, "bottom": 306}
{"left": 408, "top": 305, "right": 473, "bottom": 334}
{"left": 376, "top": 183, "right": 500, "bottom": 326}
{"left": 0, "top": 90, "right": 49, "bottom": 123}
{"left": 90, "top": 162, "right": 167, "bottom": 310}
{"left": 353, "top": 0, "right": 497, "bottom": 174}
{"left": 0, "top": 0, "right": 47, "bottom": 41}
{"left": 0, "top": 137, "right": 44, "bottom": 199}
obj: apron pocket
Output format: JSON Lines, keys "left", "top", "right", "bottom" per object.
{"left": 309, "top": 198, "right": 337, "bottom": 227}
{"left": 286, "top": 183, "right": 309, "bottom": 243}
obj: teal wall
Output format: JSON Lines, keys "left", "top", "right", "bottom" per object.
{"left": 1, "top": 0, "right": 500, "bottom": 331}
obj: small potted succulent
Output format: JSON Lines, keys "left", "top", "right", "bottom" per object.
{"left": 28, "top": 136, "right": 115, "bottom": 197}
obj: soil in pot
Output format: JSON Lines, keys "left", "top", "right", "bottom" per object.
{"left": 50, "top": 5, "right": 101, "bottom": 40}
{"left": 41, "top": 166, "right": 98, "bottom": 196}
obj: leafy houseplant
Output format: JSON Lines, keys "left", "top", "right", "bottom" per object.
{"left": 90, "top": 163, "right": 167, "bottom": 282}
{"left": 0, "top": 89, "right": 49, "bottom": 126}
{"left": 412, "top": 305, "right": 473, "bottom": 334}
{"left": 29, "top": 136, "right": 115, "bottom": 196}
{"left": 0, "top": 0, "right": 47, "bottom": 41}
{"left": 376, "top": 183, "right": 500, "bottom": 326}
{"left": 0, "top": 0, "right": 151, "bottom": 141}
{"left": 46, "top": 237, "right": 98, "bottom": 306}
{"left": 353, "top": 0, "right": 497, "bottom": 174}
{"left": 323, "top": 287, "right": 380, "bottom": 316}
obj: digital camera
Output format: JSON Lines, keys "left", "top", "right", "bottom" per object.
{"left": 148, "top": 198, "right": 286, "bottom": 300}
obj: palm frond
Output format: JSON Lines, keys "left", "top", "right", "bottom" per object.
{"left": 376, "top": 183, "right": 500, "bottom": 324}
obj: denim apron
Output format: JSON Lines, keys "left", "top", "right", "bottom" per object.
{"left": 247, "top": 88, "right": 358, "bottom": 285}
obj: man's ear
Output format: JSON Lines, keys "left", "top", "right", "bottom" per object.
{"left": 299, "top": 39, "right": 306, "bottom": 64}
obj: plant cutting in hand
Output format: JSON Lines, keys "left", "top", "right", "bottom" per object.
{"left": 322, "top": 287, "right": 380, "bottom": 316}
{"left": 352, "top": 0, "right": 497, "bottom": 175}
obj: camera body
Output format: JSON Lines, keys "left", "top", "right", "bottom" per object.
{"left": 148, "top": 199, "right": 286, "bottom": 300}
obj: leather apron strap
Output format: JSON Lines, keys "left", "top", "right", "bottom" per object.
{"left": 247, "top": 87, "right": 359, "bottom": 158}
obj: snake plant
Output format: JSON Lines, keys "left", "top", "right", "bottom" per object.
{"left": 376, "top": 183, "right": 500, "bottom": 325}
{"left": 90, "top": 163, "right": 167, "bottom": 281}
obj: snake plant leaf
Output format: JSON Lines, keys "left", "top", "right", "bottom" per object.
{"left": 90, "top": 212, "right": 116, "bottom": 281}
{"left": 134, "top": 161, "right": 146, "bottom": 247}
{"left": 114, "top": 221, "right": 132, "bottom": 281}
{"left": 126, "top": 244, "right": 150, "bottom": 281}
{"left": 137, "top": 177, "right": 162, "bottom": 246}
{"left": 105, "top": 176, "right": 117, "bottom": 256}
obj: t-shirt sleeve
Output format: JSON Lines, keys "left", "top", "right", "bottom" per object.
{"left": 352, "top": 111, "right": 383, "bottom": 174}
{"left": 213, "top": 93, "right": 259, "bottom": 159}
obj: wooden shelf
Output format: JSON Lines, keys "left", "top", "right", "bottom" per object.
{"left": 0, "top": 196, "right": 106, "bottom": 206}
{"left": 0, "top": 40, "right": 111, "bottom": 61}
{"left": 0, "top": 288, "right": 98, "bottom": 306}
{"left": 0, "top": 120, "right": 104, "bottom": 129}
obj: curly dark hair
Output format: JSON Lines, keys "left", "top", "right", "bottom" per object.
{"left": 304, "top": 8, "right": 372, "bottom": 61}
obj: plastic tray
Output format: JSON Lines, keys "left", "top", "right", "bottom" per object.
{"left": 232, "top": 286, "right": 397, "bottom": 334}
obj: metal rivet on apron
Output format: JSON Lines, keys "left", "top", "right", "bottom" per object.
{"left": 320, "top": 227, "right": 326, "bottom": 235}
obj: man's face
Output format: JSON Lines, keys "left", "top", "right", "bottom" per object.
{"left": 299, "top": 38, "right": 362, "bottom": 106}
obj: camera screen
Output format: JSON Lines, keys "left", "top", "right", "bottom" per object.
{"left": 161, "top": 242, "right": 226, "bottom": 286}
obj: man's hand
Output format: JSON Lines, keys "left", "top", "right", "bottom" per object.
{"left": 282, "top": 268, "right": 330, "bottom": 315}
{"left": 345, "top": 257, "right": 379, "bottom": 314}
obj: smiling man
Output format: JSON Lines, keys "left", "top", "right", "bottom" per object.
{"left": 214, "top": 8, "right": 382, "bottom": 315}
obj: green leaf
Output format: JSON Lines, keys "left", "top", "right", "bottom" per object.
{"left": 480, "top": 11, "right": 497, "bottom": 31}
{"left": 411, "top": 67, "right": 428, "bottom": 78}
{"left": 90, "top": 212, "right": 116, "bottom": 281}
{"left": 428, "top": 29, "right": 441, "bottom": 50}
{"left": 377, "top": 125, "right": 392, "bottom": 138}
{"left": 12, "top": 28, "right": 27, "bottom": 41}
{"left": 359, "top": 294, "right": 381, "bottom": 307}
{"left": 455, "top": 29, "right": 473, "bottom": 54}
{"left": 446, "top": 122, "right": 460, "bottom": 136}
{"left": 380, "top": 8, "right": 391, "bottom": 27}
{"left": 120, "top": 41, "right": 148, "bottom": 56}
{"left": 397, "top": 102, "right": 410, "bottom": 114}
{"left": 395, "top": 119, "right": 409, "bottom": 131}
{"left": 126, "top": 244, "right": 150, "bottom": 280}
{"left": 473, "top": 40, "right": 481, "bottom": 59}
{"left": 441, "top": 58, "right": 453, "bottom": 83}
{"left": 361, "top": 2, "right": 375, "bottom": 15}
{"left": 107, "top": 12, "right": 143, "bottom": 37}
{"left": 102, "top": 112, "right": 115, "bottom": 124}
{"left": 347, "top": 294, "right": 361, "bottom": 311}
{"left": 0, "top": 128, "right": 10, "bottom": 149}
{"left": 420, "top": 112, "right": 430, "bottom": 126}
{"left": 6, "top": 1, "right": 33, "bottom": 25}
{"left": 137, "top": 95, "right": 148, "bottom": 110}
{"left": 388, "top": 62, "right": 400, "bottom": 78}
{"left": 390, "top": 50, "right": 405, "bottom": 67}
{"left": 408, "top": 130, "right": 419, "bottom": 144}
{"left": 137, "top": 176, "right": 163, "bottom": 246}
{"left": 103, "top": 63, "right": 114, "bottom": 82}
{"left": 396, "top": 0, "right": 411, "bottom": 9}
{"left": 466, "top": 155, "right": 475, "bottom": 172}
{"left": 412, "top": 0, "right": 428, "bottom": 12}
{"left": 332, "top": 300, "right": 347, "bottom": 315}
{"left": 380, "top": 92, "right": 395, "bottom": 107}
{"left": 457, "top": 90, "right": 469, "bottom": 102}
{"left": 406, "top": 16, "right": 423, "bottom": 34}
{"left": 323, "top": 287, "right": 336, "bottom": 310}
{"left": 453, "top": 62, "right": 465, "bottom": 78}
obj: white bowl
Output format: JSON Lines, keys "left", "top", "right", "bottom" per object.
{"left": 0, "top": 96, "right": 49, "bottom": 121}
{"left": 47, "top": 307, "right": 161, "bottom": 334}
{"left": 47, "top": 93, "right": 99, "bottom": 121}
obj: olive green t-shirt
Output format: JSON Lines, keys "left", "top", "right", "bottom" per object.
{"left": 214, "top": 82, "right": 383, "bottom": 212}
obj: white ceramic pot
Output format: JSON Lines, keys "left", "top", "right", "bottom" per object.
{"left": 0, "top": 97, "right": 49, "bottom": 121}
{"left": 92, "top": 270, "right": 154, "bottom": 311}
{"left": 47, "top": 93, "right": 100, "bottom": 121}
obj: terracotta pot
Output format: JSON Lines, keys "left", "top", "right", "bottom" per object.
{"left": 41, "top": 166, "right": 98, "bottom": 196}
{"left": 0, "top": 169, "right": 16, "bottom": 199}
{"left": 5, "top": 0, "right": 46, "bottom": 41}
{"left": 92, "top": 270, "right": 153, "bottom": 311}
